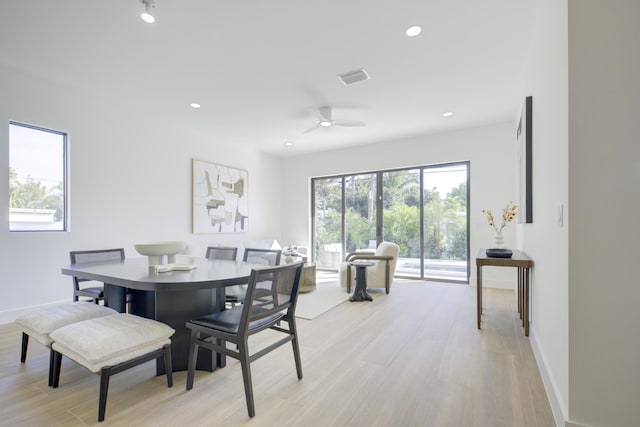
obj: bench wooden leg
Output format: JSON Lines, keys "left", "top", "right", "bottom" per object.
{"left": 20, "top": 333, "right": 29, "bottom": 363}
{"left": 98, "top": 368, "right": 111, "bottom": 422}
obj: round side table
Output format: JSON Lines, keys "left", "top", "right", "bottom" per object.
{"left": 348, "top": 260, "right": 374, "bottom": 302}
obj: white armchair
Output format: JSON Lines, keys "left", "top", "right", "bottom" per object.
{"left": 339, "top": 241, "right": 400, "bottom": 294}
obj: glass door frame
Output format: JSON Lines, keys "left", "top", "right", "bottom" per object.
{"left": 311, "top": 161, "right": 470, "bottom": 283}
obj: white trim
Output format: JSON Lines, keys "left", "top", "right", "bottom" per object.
{"left": 530, "top": 331, "right": 570, "bottom": 427}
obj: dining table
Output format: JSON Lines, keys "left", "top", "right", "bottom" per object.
{"left": 61, "top": 257, "right": 262, "bottom": 375}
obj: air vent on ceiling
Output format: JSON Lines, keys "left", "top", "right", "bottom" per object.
{"left": 338, "top": 68, "right": 370, "bottom": 85}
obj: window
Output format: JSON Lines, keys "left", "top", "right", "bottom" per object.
{"left": 9, "top": 122, "right": 67, "bottom": 231}
{"left": 311, "top": 162, "right": 469, "bottom": 283}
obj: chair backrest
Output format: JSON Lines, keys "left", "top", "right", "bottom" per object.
{"left": 205, "top": 246, "right": 238, "bottom": 261}
{"left": 242, "top": 248, "right": 282, "bottom": 266}
{"left": 240, "top": 262, "right": 303, "bottom": 332}
{"left": 70, "top": 248, "right": 125, "bottom": 286}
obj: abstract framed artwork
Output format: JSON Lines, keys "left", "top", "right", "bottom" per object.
{"left": 192, "top": 159, "right": 248, "bottom": 233}
{"left": 516, "top": 96, "right": 533, "bottom": 223}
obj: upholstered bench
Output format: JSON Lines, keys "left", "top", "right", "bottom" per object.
{"left": 15, "top": 301, "right": 118, "bottom": 385}
{"left": 49, "top": 313, "right": 175, "bottom": 422}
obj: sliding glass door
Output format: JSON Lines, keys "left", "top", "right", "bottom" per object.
{"left": 312, "top": 177, "right": 342, "bottom": 270}
{"left": 422, "top": 164, "right": 468, "bottom": 281}
{"left": 311, "top": 162, "right": 469, "bottom": 282}
{"left": 381, "top": 169, "right": 421, "bottom": 277}
{"left": 345, "top": 173, "right": 377, "bottom": 254}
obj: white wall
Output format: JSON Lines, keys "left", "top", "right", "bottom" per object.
{"left": 280, "top": 122, "right": 518, "bottom": 288}
{"left": 520, "top": 1, "right": 570, "bottom": 425}
{"left": 0, "top": 65, "right": 283, "bottom": 322}
{"left": 568, "top": 1, "right": 640, "bottom": 426}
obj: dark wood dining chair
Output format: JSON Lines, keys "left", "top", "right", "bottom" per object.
{"left": 69, "top": 248, "right": 125, "bottom": 304}
{"left": 205, "top": 247, "right": 240, "bottom": 307}
{"left": 224, "top": 248, "right": 283, "bottom": 306}
{"left": 205, "top": 246, "right": 238, "bottom": 261}
{"left": 185, "top": 262, "right": 304, "bottom": 418}
{"left": 242, "top": 247, "right": 282, "bottom": 266}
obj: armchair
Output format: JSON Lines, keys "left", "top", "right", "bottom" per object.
{"left": 339, "top": 241, "right": 400, "bottom": 294}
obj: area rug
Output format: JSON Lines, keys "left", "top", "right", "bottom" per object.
{"left": 295, "top": 281, "right": 349, "bottom": 320}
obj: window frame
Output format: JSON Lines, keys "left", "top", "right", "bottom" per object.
{"left": 9, "top": 121, "right": 69, "bottom": 232}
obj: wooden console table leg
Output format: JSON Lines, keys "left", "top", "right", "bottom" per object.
{"left": 524, "top": 267, "right": 530, "bottom": 336}
{"left": 477, "top": 265, "right": 482, "bottom": 329}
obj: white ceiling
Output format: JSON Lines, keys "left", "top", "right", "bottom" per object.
{"left": 0, "top": 0, "right": 535, "bottom": 157}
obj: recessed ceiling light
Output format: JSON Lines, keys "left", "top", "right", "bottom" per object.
{"left": 285, "top": 141, "right": 295, "bottom": 147}
{"left": 190, "top": 103, "right": 201, "bottom": 109}
{"left": 406, "top": 25, "right": 422, "bottom": 37}
{"left": 443, "top": 111, "right": 454, "bottom": 117}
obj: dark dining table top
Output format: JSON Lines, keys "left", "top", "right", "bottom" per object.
{"left": 61, "top": 257, "right": 265, "bottom": 291}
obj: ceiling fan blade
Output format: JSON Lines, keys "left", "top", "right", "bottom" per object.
{"left": 303, "top": 122, "right": 322, "bottom": 134}
{"left": 332, "top": 120, "right": 366, "bottom": 127}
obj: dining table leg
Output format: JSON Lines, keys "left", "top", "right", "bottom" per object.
{"left": 127, "top": 288, "right": 216, "bottom": 375}
{"left": 103, "top": 283, "right": 126, "bottom": 313}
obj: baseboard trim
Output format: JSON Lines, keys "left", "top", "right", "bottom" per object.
{"left": 529, "top": 331, "right": 571, "bottom": 427}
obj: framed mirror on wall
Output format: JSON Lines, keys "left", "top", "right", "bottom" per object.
{"left": 517, "top": 96, "right": 533, "bottom": 223}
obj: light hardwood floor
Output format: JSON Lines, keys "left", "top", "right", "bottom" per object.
{"left": 0, "top": 281, "right": 555, "bottom": 426}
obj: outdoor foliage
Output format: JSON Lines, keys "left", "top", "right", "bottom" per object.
{"left": 9, "top": 167, "right": 64, "bottom": 221}
{"left": 313, "top": 170, "right": 467, "bottom": 265}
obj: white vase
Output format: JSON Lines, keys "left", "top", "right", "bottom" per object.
{"left": 493, "top": 230, "right": 504, "bottom": 248}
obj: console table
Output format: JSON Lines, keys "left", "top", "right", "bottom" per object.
{"left": 476, "top": 249, "right": 533, "bottom": 336}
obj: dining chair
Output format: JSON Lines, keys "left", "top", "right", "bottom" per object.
{"left": 205, "top": 246, "right": 238, "bottom": 261}
{"left": 224, "top": 247, "right": 283, "bottom": 306}
{"left": 204, "top": 247, "right": 240, "bottom": 307}
{"left": 243, "top": 247, "right": 282, "bottom": 266}
{"left": 69, "top": 248, "right": 125, "bottom": 304}
{"left": 185, "top": 262, "right": 304, "bottom": 418}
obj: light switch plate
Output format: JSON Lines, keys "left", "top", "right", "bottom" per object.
{"left": 557, "top": 204, "right": 564, "bottom": 227}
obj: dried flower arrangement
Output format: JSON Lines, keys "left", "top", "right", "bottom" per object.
{"left": 482, "top": 201, "right": 518, "bottom": 232}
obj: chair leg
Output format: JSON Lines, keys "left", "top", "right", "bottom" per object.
{"left": 20, "top": 332, "right": 29, "bottom": 363}
{"left": 289, "top": 321, "right": 303, "bottom": 380}
{"left": 52, "top": 350, "right": 62, "bottom": 388}
{"left": 163, "top": 345, "right": 173, "bottom": 387}
{"left": 98, "top": 368, "right": 111, "bottom": 422}
{"left": 186, "top": 330, "right": 199, "bottom": 390}
{"left": 238, "top": 339, "right": 255, "bottom": 418}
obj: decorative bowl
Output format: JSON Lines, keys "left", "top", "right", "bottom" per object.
{"left": 134, "top": 241, "right": 187, "bottom": 266}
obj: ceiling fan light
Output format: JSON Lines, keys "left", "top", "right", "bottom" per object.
{"left": 140, "top": 1, "right": 156, "bottom": 23}
{"left": 141, "top": 12, "right": 155, "bottom": 23}
{"left": 320, "top": 121, "right": 332, "bottom": 127}
{"left": 406, "top": 25, "right": 422, "bottom": 37}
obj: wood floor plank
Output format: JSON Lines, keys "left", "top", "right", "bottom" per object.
{"left": 0, "top": 280, "right": 554, "bottom": 426}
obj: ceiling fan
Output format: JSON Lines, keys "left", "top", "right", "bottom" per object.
{"left": 303, "top": 106, "right": 366, "bottom": 134}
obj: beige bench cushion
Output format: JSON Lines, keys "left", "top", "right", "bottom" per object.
{"left": 50, "top": 314, "right": 174, "bottom": 373}
{"left": 15, "top": 302, "right": 118, "bottom": 347}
